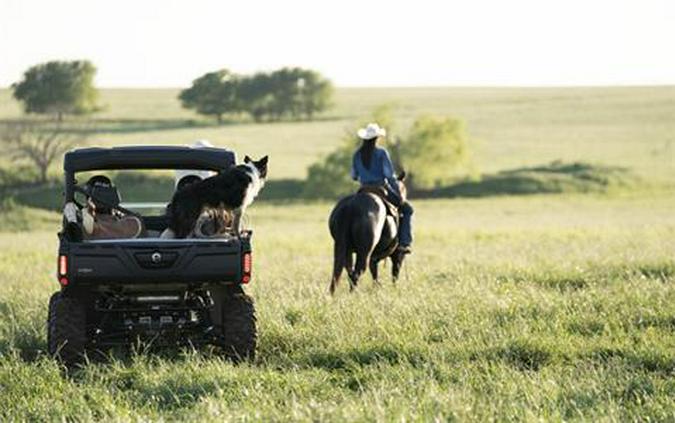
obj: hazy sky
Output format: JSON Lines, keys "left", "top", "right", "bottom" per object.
{"left": 1, "top": 0, "right": 674, "bottom": 87}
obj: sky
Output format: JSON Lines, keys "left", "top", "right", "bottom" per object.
{"left": 1, "top": 0, "right": 674, "bottom": 88}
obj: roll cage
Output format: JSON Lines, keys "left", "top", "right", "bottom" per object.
{"left": 63, "top": 146, "right": 237, "bottom": 203}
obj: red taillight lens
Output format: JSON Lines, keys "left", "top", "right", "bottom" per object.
{"left": 59, "top": 277, "right": 69, "bottom": 286}
{"left": 58, "top": 255, "right": 68, "bottom": 276}
{"left": 242, "top": 252, "right": 252, "bottom": 284}
{"left": 243, "top": 253, "right": 252, "bottom": 274}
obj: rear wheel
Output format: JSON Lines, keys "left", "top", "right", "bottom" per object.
{"left": 48, "top": 292, "right": 87, "bottom": 367}
{"left": 214, "top": 286, "right": 257, "bottom": 362}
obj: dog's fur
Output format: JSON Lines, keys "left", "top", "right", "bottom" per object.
{"left": 166, "top": 155, "right": 268, "bottom": 238}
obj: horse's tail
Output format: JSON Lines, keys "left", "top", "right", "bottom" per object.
{"left": 329, "top": 198, "right": 352, "bottom": 295}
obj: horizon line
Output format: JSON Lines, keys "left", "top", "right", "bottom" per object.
{"left": 2, "top": 83, "right": 675, "bottom": 90}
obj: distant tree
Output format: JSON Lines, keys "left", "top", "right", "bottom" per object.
{"left": 236, "top": 67, "right": 333, "bottom": 122}
{"left": 295, "top": 69, "right": 333, "bottom": 120}
{"left": 12, "top": 60, "right": 100, "bottom": 121}
{"left": 179, "top": 70, "right": 239, "bottom": 123}
{"left": 400, "top": 116, "right": 475, "bottom": 188}
{"left": 1, "top": 122, "right": 90, "bottom": 183}
{"left": 238, "top": 72, "right": 275, "bottom": 122}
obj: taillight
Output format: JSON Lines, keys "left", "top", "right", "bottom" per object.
{"left": 58, "top": 255, "right": 68, "bottom": 276}
{"left": 242, "top": 252, "right": 252, "bottom": 284}
{"left": 58, "top": 255, "right": 68, "bottom": 286}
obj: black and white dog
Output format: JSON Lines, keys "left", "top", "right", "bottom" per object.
{"left": 166, "top": 155, "right": 268, "bottom": 238}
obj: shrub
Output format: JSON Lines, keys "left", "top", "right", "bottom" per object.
{"left": 400, "top": 115, "right": 475, "bottom": 189}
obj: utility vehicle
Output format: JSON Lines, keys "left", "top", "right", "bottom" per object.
{"left": 48, "top": 146, "right": 256, "bottom": 366}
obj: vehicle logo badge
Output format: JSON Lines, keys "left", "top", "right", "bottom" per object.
{"left": 151, "top": 252, "right": 162, "bottom": 263}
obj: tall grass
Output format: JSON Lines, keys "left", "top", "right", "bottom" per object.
{"left": 0, "top": 195, "right": 673, "bottom": 420}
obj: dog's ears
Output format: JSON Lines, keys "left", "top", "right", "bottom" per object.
{"left": 398, "top": 170, "right": 407, "bottom": 181}
{"left": 244, "top": 155, "right": 252, "bottom": 164}
{"left": 259, "top": 155, "right": 269, "bottom": 166}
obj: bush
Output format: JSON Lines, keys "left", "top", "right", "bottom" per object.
{"left": 400, "top": 116, "right": 475, "bottom": 189}
{"left": 303, "top": 137, "right": 355, "bottom": 199}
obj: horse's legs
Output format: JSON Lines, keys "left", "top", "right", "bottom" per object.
{"left": 329, "top": 240, "right": 347, "bottom": 295}
{"left": 391, "top": 250, "right": 406, "bottom": 283}
{"left": 353, "top": 247, "right": 373, "bottom": 290}
{"left": 346, "top": 252, "right": 358, "bottom": 290}
{"left": 369, "top": 259, "right": 380, "bottom": 286}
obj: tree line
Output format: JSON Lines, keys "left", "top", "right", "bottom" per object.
{"left": 8, "top": 60, "right": 333, "bottom": 123}
{"left": 178, "top": 67, "right": 333, "bottom": 123}
{"left": 3, "top": 60, "right": 334, "bottom": 185}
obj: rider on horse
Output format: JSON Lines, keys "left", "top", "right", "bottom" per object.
{"left": 351, "top": 123, "right": 413, "bottom": 254}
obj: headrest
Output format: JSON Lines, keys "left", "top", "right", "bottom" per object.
{"left": 84, "top": 175, "right": 120, "bottom": 213}
{"left": 89, "top": 185, "right": 121, "bottom": 210}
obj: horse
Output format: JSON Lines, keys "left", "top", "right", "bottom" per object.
{"left": 328, "top": 172, "right": 408, "bottom": 294}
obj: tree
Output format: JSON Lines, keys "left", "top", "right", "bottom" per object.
{"left": 267, "top": 67, "right": 333, "bottom": 121}
{"left": 12, "top": 60, "right": 100, "bottom": 121}
{"left": 296, "top": 69, "right": 333, "bottom": 120}
{"left": 268, "top": 68, "right": 300, "bottom": 120}
{"left": 238, "top": 72, "right": 275, "bottom": 122}
{"left": 198, "top": 67, "right": 334, "bottom": 122}
{"left": 1, "top": 122, "right": 89, "bottom": 183}
{"left": 178, "top": 70, "right": 239, "bottom": 123}
{"left": 399, "top": 116, "right": 475, "bottom": 188}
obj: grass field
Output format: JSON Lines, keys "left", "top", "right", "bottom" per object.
{"left": 0, "top": 87, "right": 674, "bottom": 420}
{"left": 2, "top": 86, "right": 675, "bottom": 180}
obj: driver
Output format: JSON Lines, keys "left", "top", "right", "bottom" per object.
{"left": 81, "top": 175, "right": 145, "bottom": 240}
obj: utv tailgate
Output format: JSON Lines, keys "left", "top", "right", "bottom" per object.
{"left": 63, "top": 238, "right": 250, "bottom": 285}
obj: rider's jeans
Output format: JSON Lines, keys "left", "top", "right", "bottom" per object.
{"left": 399, "top": 202, "right": 414, "bottom": 247}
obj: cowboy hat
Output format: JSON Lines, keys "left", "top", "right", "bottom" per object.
{"left": 357, "top": 123, "right": 387, "bottom": 139}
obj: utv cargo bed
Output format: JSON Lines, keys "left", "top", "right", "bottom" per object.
{"left": 61, "top": 237, "right": 251, "bottom": 286}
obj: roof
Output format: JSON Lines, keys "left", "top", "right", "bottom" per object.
{"left": 63, "top": 146, "right": 237, "bottom": 172}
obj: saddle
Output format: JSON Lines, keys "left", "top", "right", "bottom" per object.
{"left": 358, "top": 185, "right": 400, "bottom": 223}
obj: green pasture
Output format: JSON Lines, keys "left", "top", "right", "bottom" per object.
{"left": 1, "top": 195, "right": 674, "bottom": 420}
{"left": 2, "top": 86, "right": 674, "bottom": 181}
{"left": 0, "top": 86, "right": 673, "bottom": 420}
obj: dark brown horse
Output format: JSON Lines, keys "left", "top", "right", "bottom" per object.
{"left": 328, "top": 173, "right": 408, "bottom": 294}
